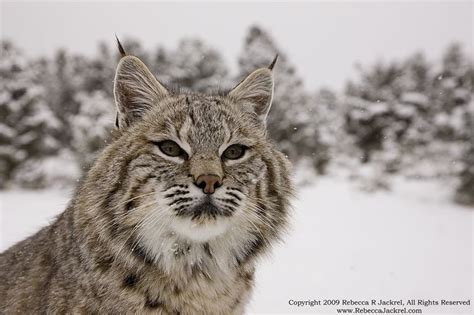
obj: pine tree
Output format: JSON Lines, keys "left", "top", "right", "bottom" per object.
{"left": 311, "top": 89, "right": 349, "bottom": 170}
{"left": 70, "top": 90, "right": 114, "bottom": 169}
{"left": 344, "top": 43, "right": 473, "bottom": 183}
{"left": 0, "top": 41, "right": 59, "bottom": 188}
{"left": 450, "top": 46, "right": 474, "bottom": 205}
{"left": 431, "top": 44, "right": 472, "bottom": 141}
{"left": 424, "top": 44, "right": 473, "bottom": 179}
{"left": 37, "top": 43, "right": 117, "bottom": 178}
{"left": 344, "top": 54, "right": 435, "bottom": 170}
{"left": 42, "top": 49, "right": 86, "bottom": 149}
{"left": 81, "top": 41, "right": 116, "bottom": 96}
{"left": 237, "top": 26, "right": 329, "bottom": 172}
{"left": 153, "top": 39, "right": 230, "bottom": 93}
{"left": 392, "top": 53, "right": 434, "bottom": 173}
{"left": 455, "top": 99, "right": 474, "bottom": 205}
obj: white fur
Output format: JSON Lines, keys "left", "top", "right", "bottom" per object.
{"left": 171, "top": 217, "right": 232, "bottom": 242}
{"left": 135, "top": 182, "right": 258, "bottom": 277}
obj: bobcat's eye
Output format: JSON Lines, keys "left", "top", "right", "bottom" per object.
{"left": 222, "top": 144, "right": 247, "bottom": 160}
{"left": 156, "top": 140, "right": 187, "bottom": 158}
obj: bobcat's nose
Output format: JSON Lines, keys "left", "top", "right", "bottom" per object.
{"left": 194, "top": 174, "right": 222, "bottom": 194}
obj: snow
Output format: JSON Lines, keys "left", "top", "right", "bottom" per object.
{"left": 247, "top": 177, "right": 473, "bottom": 314}
{"left": 0, "top": 123, "right": 15, "bottom": 138}
{"left": 400, "top": 92, "right": 429, "bottom": 107}
{"left": 0, "top": 177, "right": 472, "bottom": 314}
{"left": 0, "top": 189, "right": 71, "bottom": 249}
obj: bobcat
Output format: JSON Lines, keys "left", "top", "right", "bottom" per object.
{"left": 0, "top": 40, "right": 293, "bottom": 314}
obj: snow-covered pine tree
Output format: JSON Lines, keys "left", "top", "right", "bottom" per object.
{"left": 426, "top": 44, "right": 474, "bottom": 178}
{"left": 237, "top": 25, "right": 329, "bottom": 172}
{"left": 344, "top": 61, "right": 404, "bottom": 164}
{"left": 70, "top": 90, "right": 114, "bottom": 170}
{"left": 41, "top": 49, "right": 87, "bottom": 150}
{"left": 311, "top": 88, "right": 351, "bottom": 171}
{"left": 66, "top": 42, "right": 117, "bottom": 171}
{"left": 431, "top": 44, "right": 472, "bottom": 142}
{"left": 448, "top": 45, "right": 474, "bottom": 205}
{"left": 150, "top": 46, "right": 172, "bottom": 85}
{"left": 344, "top": 43, "right": 473, "bottom": 185}
{"left": 392, "top": 53, "right": 434, "bottom": 175}
{"left": 0, "top": 41, "right": 59, "bottom": 188}
{"left": 152, "top": 39, "right": 230, "bottom": 93}
{"left": 344, "top": 53, "right": 436, "bottom": 174}
{"left": 455, "top": 98, "right": 474, "bottom": 205}
{"left": 81, "top": 41, "right": 115, "bottom": 97}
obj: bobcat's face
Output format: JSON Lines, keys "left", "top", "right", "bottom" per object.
{"left": 131, "top": 94, "right": 268, "bottom": 242}
{"left": 94, "top": 53, "right": 291, "bottom": 264}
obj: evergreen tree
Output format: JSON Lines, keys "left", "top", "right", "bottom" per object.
{"left": 152, "top": 39, "right": 230, "bottom": 93}
{"left": 425, "top": 44, "right": 473, "bottom": 179}
{"left": 0, "top": 41, "right": 59, "bottom": 188}
{"left": 455, "top": 99, "right": 474, "bottom": 205}
{"left": 344, "top": 61, "right": 409, "bottom": 165}
{"left": 431, "top": 43, "right": 472, "bottom": 141}
{"left": 42, "top": 49, "right": 86, "bottom": 148}
{"left": 311, "top": 89, "right": 350, "bottom": 170}
{"left": 70, "top": 90, "right": 114, "bottom": 169}
{"left": 344, "top": 44, "right": 473, "bottom": 180}
{"left": 81, "top": 41, "right": 116, "bottom": 96}
{"left": 345, "top": 55, "right": 431, "bottom": 168}
{"left": 67, "top": 42, "right": 116, "bottom": 170}
{"left": 237, "top": 26, "right": 329, "bottom": 172}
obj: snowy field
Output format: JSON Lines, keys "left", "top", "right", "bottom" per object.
{"left": 1, "top": 177, "right": 472, "bottom": 314}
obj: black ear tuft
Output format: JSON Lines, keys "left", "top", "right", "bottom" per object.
{"left": 115, "top": 34, "right": 127, "bottom": 58}
{"left": 115, "top": 113, "right": 120, "bottom": 129}
{"left": 268, "top": 54, "right": 278, "bottom": 70}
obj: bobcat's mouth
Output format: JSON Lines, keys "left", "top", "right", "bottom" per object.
{"left": 175, "top": 196, "right": 233, "bottom": 220}
{"left": 169, "top": 197, "right": 234, "bottom": 242}
{"left": 191, "top": 200, "right": 221, "bottom": 218}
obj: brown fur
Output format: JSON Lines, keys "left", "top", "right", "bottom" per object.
{"left": 0, "top": 51, "right": 293, "bottom": 314}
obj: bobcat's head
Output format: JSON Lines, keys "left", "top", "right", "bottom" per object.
{"left": 86, "top": 43, "right": 292, "bottom": 265}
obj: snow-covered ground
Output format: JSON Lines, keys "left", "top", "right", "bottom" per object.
{"left": 1, "top": 177, "right": 472, "bottom": 314}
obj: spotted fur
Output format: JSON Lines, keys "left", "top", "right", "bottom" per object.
{"left": 0, "top": 49, "right": 293, "bottom": 314}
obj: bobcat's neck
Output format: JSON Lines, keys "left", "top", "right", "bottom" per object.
{"left": 68, "top": 187, "right": 257, "bottom": 314}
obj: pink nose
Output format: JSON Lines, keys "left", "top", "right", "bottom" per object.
{"left": 195, "top": 174, "right": 222, "bottom": 194}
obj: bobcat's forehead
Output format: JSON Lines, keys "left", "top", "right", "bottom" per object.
{"left": 143, "top": 94, "right": 260, "bottom": 151}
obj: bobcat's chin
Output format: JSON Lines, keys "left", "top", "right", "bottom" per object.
{"left": 170, "top": 215, "right": 232, "bottom": 242}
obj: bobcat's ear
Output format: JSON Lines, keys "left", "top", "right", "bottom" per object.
{"left": 114, "top": 55, "right": 168, "bottom": 128}
{"left": 229, "top": 57, "right": 276, "bottom": 123}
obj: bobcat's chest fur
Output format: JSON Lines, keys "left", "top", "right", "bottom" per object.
{"left": 87, "top": 239, "right": 254, "bottom": 314}
{"left": 82, "top": 219, "right": 257, "bottom": 314}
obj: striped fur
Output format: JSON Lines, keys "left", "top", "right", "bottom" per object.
{"left": 0, "top": 55, "right": 294, "bottom": 314}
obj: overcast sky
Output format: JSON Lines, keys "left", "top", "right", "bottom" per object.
{"left": 1, "top": 1, "right": 472, "bottom": 91}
